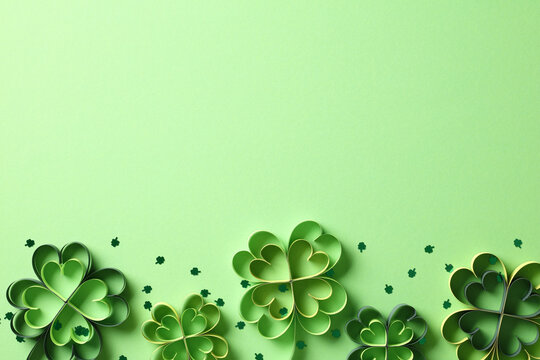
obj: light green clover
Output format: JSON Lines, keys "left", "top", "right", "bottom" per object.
{"left": 142, "top": 294, "right": 229, "bottom": 360}
{"left": 442, "top": 253, "right": 540, "bottom": 360}
{"left": 346, "top": 304, "right": 428, "bottom": 360}
{"left": 7, "top": 243, "right": 130, "bottom": 360}
{"left": 232, "top": 220, "right": 347, "bottom": 339}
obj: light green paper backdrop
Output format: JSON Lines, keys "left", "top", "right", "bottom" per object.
{"left": 1, "top": 1, "right": 540, "bottom": 359}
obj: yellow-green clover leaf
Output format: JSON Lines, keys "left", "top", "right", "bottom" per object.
{"left": 142, "top": 294, "right": 229, "bottom": 360}
{"left": 442, "top": 253, "right": 540, "bottom": 360}
{"left": 346, "top": 304, "right": 428, "bottom": 360}
{"left": 233, "top": 220, "right": 347, "bottom": 340}
{"left": 6, "top": 243, "right": 130, "bottom": 360}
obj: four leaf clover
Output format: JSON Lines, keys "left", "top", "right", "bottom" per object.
{"left": 442, "top": 253, "right": 540, "bottom": 359}
{"left": 346, "top": 304, "right": 428, "bottom": 360}
{"left": 232, "top": 220, "right": 347, "bottom": 339}
{"left": 6, "top": 242, "right": 129, "bottom": 359}
{"left": 142, "top": 294, "right": 229, "bottom": 360}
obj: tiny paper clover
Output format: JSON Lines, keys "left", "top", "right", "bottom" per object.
{"left": 442, "top": 253, "right": 540, "bottom": 359}
{"left": 346, "top": 304, "right": 428, "bottom": 360}
{"left": 232, "top": 220, "right": 347, "bottom": 339}
{"left": 6, "top": 242, "right": 130, "bottom": 360}
{"left": 142, "top": 294, "right": 229, "bottom": 360}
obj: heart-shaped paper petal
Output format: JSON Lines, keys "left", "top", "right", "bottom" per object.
{"left": 464, "top": 271, "right": 505, "bottom": 312}
{"left": 459, "top": 310, "right": 499, "bottom": 351}
{"left": 387, "top": 346, "right": 414, "bottom": 360}
{"left": 288, "top": 239, "right": 329, "bottom": 280}
{"left": 205, "top": 334, "right": 229, "bottom": 358}
{"left": 293, "top": 278, "right": 332, "bottom": 318}
{"left": 387, "top": 320, "right": 414, "bottom": 346}
{"left": 297, "top": 311, "right": 331, "bottom": 335}
{"left": 185, "top": 336, "right": 213, "bottom": 360}
{"left": 156, "top": 315, "right": 184, "bottom": 342}
{"left": 23, "top": 285, "right": 65, "bottom": 328}
{"left": 50, "top": 305, "right": 94, "bottom": 346}
{"left": 360, "top": 346, "right": 386, "bottom": 360}
{"left": 69, "top": 279, "right": 112, "bottom": 321}
{"left": 162, "top": 340, "right": 189, "bottom": 360}
{"left": 250, "top": 244, "right": 290, "bottom": 282}
{"left": 504, "top": 278, "right": 540, "bottom": 317}
{"left": 42, "top": 259, "right": 85, "bottom": 301}
{"left": 252, "top": 282, "right": 294, "bottom": 320}
{"left": 360, "top": 319, "right": 387, "bottom": 346}
{"left": 181, "top": 308, "right": 207, "bottom": 337}
{"left": 61, "top": 242, "right": 92, "bottom": 276}
{"left": 32, "top": 245, "right": 60, "bottom": 281}
{"left": 499, "top": 315, "right": 540, "bottom": 357}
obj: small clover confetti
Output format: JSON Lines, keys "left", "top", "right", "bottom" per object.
{"left": 119, "top": 356, "right": 127, "bottom": 360}
{"left": 357, "top": 242, "right": 367, "bottom": 252}
{"left": 4, "top": 312, "right": 14, "bottom": 320}
{"left": 279, "top": 307, "right": 288, "bottom": 316}
{"left": 408, "top": 268, "right": 416, "bottom": 278}
{"left": 200, "top": 289, "right": 211, "bottom": 297}
{"left": 142, "top": 285, "right": 152, "bottom": 294}
{"left": 443, "top": 299, "right": 452, "bottom": 309}
{"left": 445, "top": 263, "right": 453, "bottom": 272}
{"left": 385, "top": 284, "right": 393, "bottom": 294}
{"left": 331, "top": 329, "right": 341, "bottom": 338}
{"left": 144, "top": 301, "right": 153, "bottom": 311}
{"left": 111, "top": 237, "right": 120, "bottom": 247}
{"left": 255, "top": 353, "right": 264, "bottom": 360}
{"left": 514, "top": 238, "right": 523, "bottom": 248}
{"left": 155, "top": 256, "right": 165, "bottom": 264}
{"left": 240, "top": 280, "right": 251, "bottom": 288}
{"left": 53, "top": 321, "right": 62, "bottom": 330}
{"left": 296, "top": 341, "right": 307, "bottom": 350}
{"left": 235, "top": 321, "right": 245, "bottom": 330}
{"left": 424, "top": 245, "right": 435, "bottom": 254}
{"left": 419, "top": 338, "right": 427, "bottom": 345}
{"left": 16, "top": 336, "right": 25, "bottom": 343}
{"left": 74, "top": 325, "right": 90, "bottom": 337}
{"left": 215, "top": 298, "right": 225, "bottom": 307}
{"left": 24, "top": 239, "right": 35, "bottom": 248}
{"left": 190, "top": 267, "right": 201, "bottom": 275}
{"left": 278, "top": 284, "right": 288, "bottom": 292}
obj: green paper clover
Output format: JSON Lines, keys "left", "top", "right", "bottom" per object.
{"left": 346, "top": 304, "right": 428, "bottom": 360}
{"left": 6, "top": 242, "right": 130, "bottom": 360}
{"left": 142, "top": 294, "right": 229, "bottom": 360}
{"left": 441, "top": 253, "right": 540, "bottom": 360}
{"left": 232, "top": 220, "right": 347, "bottom": 339}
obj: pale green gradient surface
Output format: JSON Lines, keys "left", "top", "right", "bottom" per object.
{"left": 1, "top": 1, "right": 540, "bottom": 359}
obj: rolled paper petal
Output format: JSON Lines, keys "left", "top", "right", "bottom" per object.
{"left": 205, "top": 334, "right": 229, "bottom": 358}
{"left": 185, "top": 336, "right": 213, "bottom": 360}
{"left": 511, "top": 262, "right": 540, "bottom": 290}
{"left": 456, "top": 340, "right": 492, "bottom": 360}
{"left": 288, "top": 240, "right": 329, "bottom": 280}
{"left": 44, "top": 333, "right": 75, "bottom": 360}
{"left": 232, "top": 250, "right": 258, "bottom": 282}
{"left": 88, "top": 268, "right": 126, "bottom": 296}
{"left": 289, "top": 220, "right": 323, "bottom": 245}
{"left": 162, "top": 340, "right": 189, "bottom": 360}
{"left": 183, "top": 293, "right": 205, "bottom": 313}
{"left": 180, "top": 308, "right": 207, "bottom": 337}
{"left": 50, "top": 305, "right": 95, "bottom": 346}
{"left": 156, "top": 314, "right": 184, "bottom": 342}
{"left": 95, "top": 295, "right": 130, "bottom": 327}
{"left": 68, "top": 279, "right": 112, "bottom": 321}
{"left": 313, "top": 234, "right": 341, "bottom": 271}
{"left": 41, "top": 259, "right": 86, "bottom": 301}
{"left": 6, "top": 278, "right": 42, "bottom": 309}
{"left": 240, "top": 286, "right": 266, "bottom": 323}
{"left": 27, "top": 334, "right": 47, "bottom": 360}
{"left": 387, "top": 346, "right": 414, "bottom": 360}
{"left": 257, "top": 313, "right": 294, "bottom": 339}
{"left": 317, "top": 277, "right": 347, "bottom": 315}
{"left": 498, "top": 315, "right": 539, "bottom": 357}
{"left": 73, "top": 328, "right": 102, "bottom": 360}
{"left": 152, "top": 303, "right": 179, "bottom": 324}
{"left": 11, "top": 310, "right": 44, "bottom": 338}
{"left": 360, "top": 346, "right": 386, "bottom": 360}
{"left": 248, "top": 231, "right": 283, "bottom": 259}
{"left": 387, "top": 304, "right": 427, "bottom": 344}
{"left": 32, "top": 244, "right": 60, "bottom": 281}
{"left": 464, "top": 271, "right": 505, "bottom": 312}
{"left": 292, "top": 278, "right": 331, "bottom": 318}
{"left": 250, "top": 244, "right": 290, "bottom": 282}
{"left": 143, "top": 320, "right": 166, "bottom": 344}
{"left": 199, "top": 302, "right": 220, "bottom": 332}
{"left": 23, "top": 285, "right": 65, "bottom": 329}
{"left": 346, "top": 346, "right": 367, "bottom": 360}
{"left": 359, "top": 319, "right": 387, "bottom": 346}
{"left": 441, "top": 310, "right": 470, "bottom": 344}
{"left": 504, "top": 278, "right": 540, "bottom": 317}
{"left": 61, "top": 242, "right": 92, "bottom": 276}
{"left": 297, "top": 311, "right": 331, "bottom": 335}
{"left": 252, "top": 282, "right": 294, "bottom": 320}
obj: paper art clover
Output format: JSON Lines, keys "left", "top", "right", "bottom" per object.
{"left": 346, "top": 304, "right": 428, "bottom": 360}
{"left": 142, "top": 294, "right": 229, "bottom": 360}
{"left": 6, "top": 242, "right": 130, "bottom": 359}
{"left": 232, "top": 220, "right": 347, "bottom": 339}
{"left": 442, "top": 252, "right": 540, "bottom": 359}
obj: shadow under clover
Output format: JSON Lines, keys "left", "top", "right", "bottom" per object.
{"left": 6, "top": 242, "right": 130, "bottom": 360}
{"left": 442, "top": 252, "right": 540, "bottom": 359}
{"left": 232, "top": 220, "right": 348, "bottom": 354}
{"left": 142, "top": 294, "right": 228, "bottom": 359}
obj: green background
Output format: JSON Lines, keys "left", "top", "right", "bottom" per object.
{"left": 1, "top": 1, "right": 540, "bottom": 359}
